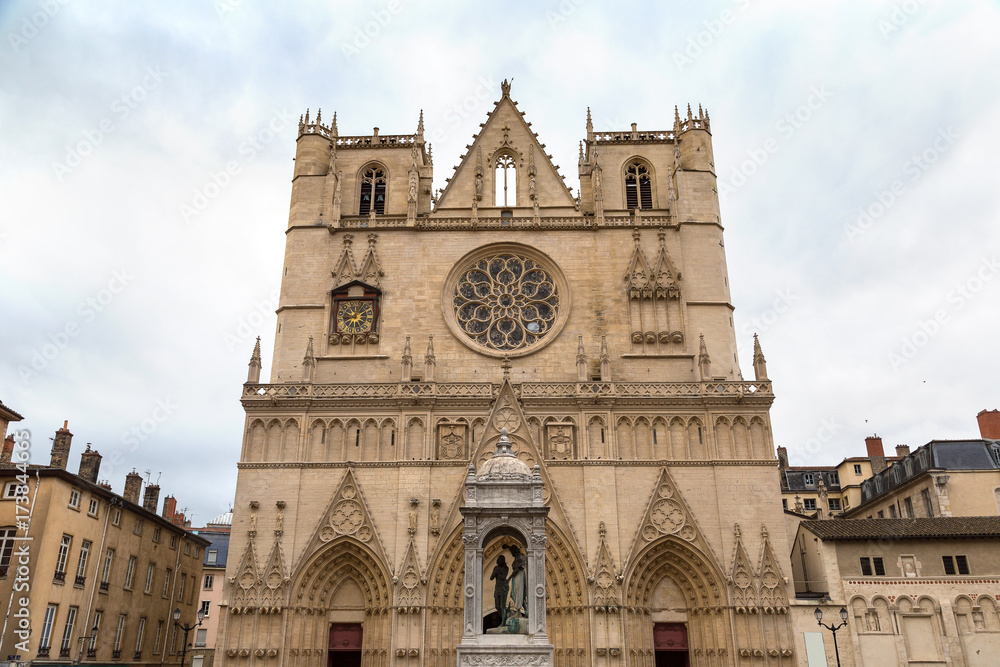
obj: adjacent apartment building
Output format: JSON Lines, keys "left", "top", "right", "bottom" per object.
{"left": 0, "top": 418, "right": 209, "bottom": 666}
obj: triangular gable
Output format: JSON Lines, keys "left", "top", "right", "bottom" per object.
{"left": 756, "top": 525, "right": 789, "bottom": 610}
{"left": 624, "top": 229, "right": 653, "bottom": 298}
{"left": 436, "top": 87, "right": 576, "bottom": 210}
{"left": 356, "top": 233, "right": 385, "bottom": 289}
{"left": 623, "top": 467, "right": 725, "bottom": 574}
{"left": 651, "top": 229, "right": 681, "bottom": 298}
{"left": 395, "top": 538, "right": 424, "bottom": 608}
{"left": 332, "top": 234, "right": 358, "bottom": 287}
{"left": 296, "top": 468, "right": 389, "bottom": 571}
{"left": 729, "top": 524, "right": 758, "bottom": 609}
{"left": 231, "top": 539, "right": 260, "bottom": 610}
{"left": 592, "top": 522, "right": 622, "bottom": 609}
{"left": 259, "top": 539, "right": 288, "bottom": 610}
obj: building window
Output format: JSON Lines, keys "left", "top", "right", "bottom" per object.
{"left": 162, "top": 568, "right": 172, "bottom": 597}
{"left": 60, "top": 606, "right": 78, "bottom": 657}
{"left": 359, "top": 166, "right": 387, "bottom": 215}
{"left": 3, "top": 481, "right": 24, "bottom": 498}
{"left": 494, "top": 154, "right": 516, "bottom": 206}
{"left": 922, "top": 488, "right": 934, "bottom": 517}
{"left": 152, "top": 527, "right": 160, "bottom": 543}
{"left": 134, "top": 519, "right": 144, "bottom": 536}
{"left": 113, "top": 614, "right": 127, "bottom": 657}
{"left": 88, "top": 611, "right": 102, "bottom": 655}
{"left": 169, "top": 625, "right": 178, "bottom": 655}
{"left": 874, "top": 477, "right": 883, "bottom": 493}
{"left": 195, "top": 628, "right": 208, "bottom": 648}
{"left": 200, "top": 600, "right": 211, "bottom": 617}
{"left": 145, "top": 563, "right": 156, "bottom": 593}
{"left": 204, "top": 574, "right": 214, "bottom": 590}
{"left": 134, "top": 617, "right": 146, "bottom": 658}
{"left": 829, "top": 472, "right": 840, "bottom": 486}
{"left": 904, "top": 496, "right": 914, "bottom": 518}
{"left": 88, "top": 498, "right": 99, "bottom": 517}
{"left": 169, "top": 535, "right": 177, "bottom": 549}
{"left": 624, "top": 161, "right": 653, "bottom": 209}
{"left": 854, "top": 464, "right": 863, "bottom": 475}
{"left": 124, "top": 556, "right": 137, "bottom": 589}
{"left": 888, "top": 505, "right": 897, "bottom": 518}
{"left": 828, "top": 498, "right": 842, "bottom": 511}
{"left": 781, "top": 499, "right": 787, "bottom": 510}
{"left": 0, "top": 527, "right": 14, "bottom": 577}
{"left": 55, "top": 534, "right": 72, "bottom": 581}
{"left": 873, "top": 557, "right": 885, "bottom": 575}
{"left": 860, "top": 557, "right": 885, "bottom": 576}
{"left": 68, "top": 489, "right": 81, "bottom": 509}
{"left": 206, "top": 549, "right": 218, "bottom": 565}
{"left": 803, "top": 498, "right": 816, "bottom": 511}
{"left": 111, "top": 508, "right": 121, "bottom": 526}
{"left": 184, "top": 542, "right": 191, "bottom": 556}
{"left": 803, "top": 473, "right": 816, "bottom": 487}
{"left": 877, "top": 511, "right": 884, "bottom": 518}
{"left": 101, "top": 549, "right": 114, "bottom": 589}
{"left": 944, "top": 555, "right": 970, "bottom": 575}
{"left": 178, "top": 573, "right": 186, "bottom": 601}
{"left": 76, "top": 540, "right": 91, "bottom": 586}
{"left": 153, "top": 620, "right": 164, "bottom": 654}
{"left": 40, "top": 604, "right": 58, "bottom": 653}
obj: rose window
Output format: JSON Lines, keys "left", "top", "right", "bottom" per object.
{"left": 453, "top": 254, "right": 559, "bottom": 351}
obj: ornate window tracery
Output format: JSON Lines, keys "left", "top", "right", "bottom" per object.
{"left": 358, "top": 166, "right": 386, "bottom": 215}
{"left": 625, "top": 161, "right": 653, "bottom": 209}
{"left": 454, "top": 254, "right": 557, "bottom": 350}
{"left": 494, "top": 153, "right": 517, "bottom": 206}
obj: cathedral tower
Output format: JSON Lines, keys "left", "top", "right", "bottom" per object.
{"left": 219, "top": 82, "right": 796, "bottom": 667}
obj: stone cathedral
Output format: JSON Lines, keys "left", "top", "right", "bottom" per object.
{"left": 217, "top": 81, "right": 799, "bottom": 667}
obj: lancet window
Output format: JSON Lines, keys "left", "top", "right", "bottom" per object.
{"left": 494, "top": 153, "right": 517, "bottom": 206}
{"left": 359, "top": 166, "right": 386, "bottom": 215}
{"left": 625, "top": 160, "right": 653, "bottom": 209}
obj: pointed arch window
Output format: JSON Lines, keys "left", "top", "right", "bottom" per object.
{"left": 625, "top": 161, "right": 653, "bottom": 210}
{"left": 494, "top": 153, "right": 517, "bottom": 207}
{"left": 359, "top": 167, "right": 386, "bottom": 215}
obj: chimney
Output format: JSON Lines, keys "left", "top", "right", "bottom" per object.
{"left": 162, "top": 495, "right": 177, "bottom": 520}
{"left": 978, "top": 409, "right": 1000, "bottom": 440}
{"left": 866, "top": 435, "right": 887, "bottom": 474}
{"left": 97, "top": 480, "right": 112, "bottom": 491}
{"left": 143, "top": 485, "right": 160, "bottom": 513}
{"left": 1, "top": 436, "right": 14, "bottom": 464}
{"left": 49, "top": 421, "right": 73, "bottom": 470}
{"left": 895, "top": 445, "right": 910, "bottom": 458}
{"left": 123, "top": 470, "right": 143, "bottom": 504}
{"left": 78, "top": 445, "right": 102, "bottom": 484}
{"left": 776, "top": 446, "right": 789, "bottom": 470}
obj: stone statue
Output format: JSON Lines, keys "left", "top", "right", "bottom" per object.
{"left": 507, "top": 544, "right": 528, "bottom": 618}
{"left": 333, "top": 171, "right": 343, "bottom": 206}
{"left": 474, "top": 172, "right": 483, "bottom": 200}
{"left": 528, "top": 173, "right": 536, "bottom": 200}
{"left": 408, "top": 168, "right": 418, "bottom": 203}
{"left": 490, "top": 555, "right": 510, "bottom": 625}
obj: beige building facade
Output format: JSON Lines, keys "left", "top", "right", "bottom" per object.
{"left": 0, "top": 421, "right": 208, "bottom": 666}
{"left": 218, "top": 84, "right": 814, "bottom": 667}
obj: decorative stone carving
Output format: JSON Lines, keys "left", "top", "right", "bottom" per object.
{"left": 546, "top": 423, "right": 574, "bottom": 460}
{"left": 438, "top": 423, "right": 467, "bottom": 460}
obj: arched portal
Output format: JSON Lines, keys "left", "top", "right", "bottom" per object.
{"left": 624, "top": 537, "right": 731, "bottom": 667}
{"left": 286, "top": 538, "right": 392, "bottom": 667}
{"left": 425, "top": 522, "right": 589, "bottom": 667}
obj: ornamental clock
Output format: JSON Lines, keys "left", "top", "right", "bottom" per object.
{"left": 336, "top": 300, "right": 375, "bottom": 334}
{"left": 330, "top": 281, "right": 381, "bottom": 343}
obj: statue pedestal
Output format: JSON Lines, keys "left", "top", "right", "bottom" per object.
{"left": 456, "top": 633, "right": 554, "bottom": 666}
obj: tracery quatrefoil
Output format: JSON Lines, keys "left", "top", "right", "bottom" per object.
{"left": 453, "top": 254, "right": 558, "bottom": 351}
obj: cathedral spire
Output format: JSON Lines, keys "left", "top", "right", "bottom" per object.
{"left": 698, "top": 334, "right": 711, "bottom": 381}
{"left": 753, "top": 334, "right": 768, "bottom": 381}
{"left": 302, "top": 336, "right": 316, "bottom": 383}
{"left": 416, "top": 109, "right": 424, "bottom": 142}
{"left": 674, "top": 105, "right": 681, "bottom": 132}
{"left": 331, "top": 111, "right": 338, "bottom": 136}
{"left": 586, "top": 106, "right": 593, "bottom": 139}
{"left": 247, "top": 337, "right": 261, "bottom": 383}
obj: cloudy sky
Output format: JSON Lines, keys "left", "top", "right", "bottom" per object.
{"left": 2, "top": 1, "right": 998, "bottom": 521}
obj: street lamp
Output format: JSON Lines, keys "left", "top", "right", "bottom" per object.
{"left": 814, "top": 606, "right": 849, "bottom": 667}
{"left": 173, "top": 607, "right": 205, "bottom": 667}
{"left": 75, "top": 624, "right": 100, "bottom": 664}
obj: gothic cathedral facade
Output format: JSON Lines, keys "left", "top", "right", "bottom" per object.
{"left": 217, "top": 82, "right": 798, "bottom": 667}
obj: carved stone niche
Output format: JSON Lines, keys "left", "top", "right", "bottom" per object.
{"left": 545, "top": 423, "right": 575, "bottom": 460}
{"left": 438, "top": 423, "right": 468, "bottom": 460}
